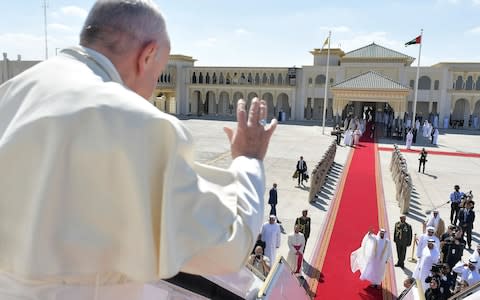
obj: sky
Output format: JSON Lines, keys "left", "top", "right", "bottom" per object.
{"left": 1, "top": 0, "right": 480, "bottom": 67}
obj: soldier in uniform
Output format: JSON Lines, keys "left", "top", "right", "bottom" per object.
{"left": 394, "top": 215, "right": 413, "bottom": 268}
{"left": 295, "top": 210, "right": 311, "bottom": 249}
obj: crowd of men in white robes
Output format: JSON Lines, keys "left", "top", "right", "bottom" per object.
{"left": 390, "top": 145, "right": 412, "bottom": 214}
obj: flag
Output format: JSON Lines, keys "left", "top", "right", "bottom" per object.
{"left": 405, "top": 35, "right": 421, "bottom": 46}
{"left": 322, "top": 37, "right": 329, "bottom": 49}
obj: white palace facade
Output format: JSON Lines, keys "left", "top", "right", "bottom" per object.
{"left": 2, "top": 43, "right": 480, "bottom": 129}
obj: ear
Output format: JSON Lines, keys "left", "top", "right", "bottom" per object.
{"left": 136, "top": 41, "right": 158, "bottom": 76}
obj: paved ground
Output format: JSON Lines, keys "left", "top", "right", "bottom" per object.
{"left": 181, "top": 119, "right": 480, "bottom": 296}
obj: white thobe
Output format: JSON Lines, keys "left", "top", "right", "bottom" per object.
{"left": 422, "top": 122, "right": 429, "bottom": 137}
{"left": 406, "top": 132, "right": 413, "bottom": 149}
{"left": 432, "top": 129, "right": 439, "bottom": 145}
{"left": 261, "top": 223, "right": 281, "bottom": 263}
{"left": 469, "top": 251, "right": 480, "bottom": 270}
{"left": 413, "top": 247, "right": 440, "bottom": 291}
{"left": 443, "top": 117, "right": 449, "bottom": 129}
{"left": 351, "top": 233, "right": 392, "bottom": 285}
{"left": 416, "top": 234, "right": 440, "bottom": 258}
{"left": 0, "top": 46, "right": 266, "bottom": 298}
{"left": 453, "top": 262, "right": 480, "bottom": 286}
{"left": 415, "top": 120, "right": 421, "bottom": 131}
{"left": 425, "top": 214, "right": 441, "bottom": 233}
{"left": 286, "top": 233, "right": 305, "bottom": 273}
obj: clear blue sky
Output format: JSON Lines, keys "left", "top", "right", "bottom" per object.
{"left": 1, "top": 0, "right": 479, "bottom": 67}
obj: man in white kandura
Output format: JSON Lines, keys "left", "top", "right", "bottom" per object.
{"left": 413, "top": 239, "right": 440, "bottom": 291}
{"left": 423, "top": 211, "right": 445, "bottom": 238}
{"left": 287, "top": 225, "right": 306, "bottom": 274}
{"left": 406, "top": 130, "right": 413, "bottom": 149}
{"left": 351, "top": 229, "right": 392, "bottom": 289}
{"left": 453, "top": 257, "right": 480, "bottom": 286}
{"left": 416, "top": 226, "right": 440, "bottom": 259}
{"left": 261, "top": 215, "right": 281, "bottom": 263}
{"left": 0, "top": 1, "right": 277, "bottom": 299}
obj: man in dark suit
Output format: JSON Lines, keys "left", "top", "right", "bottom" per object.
{"left": 458, "top": 200, "right": 476, "bottom": 249}
{"left": 394, "top": 215, "right": 412, "bottom": 268}
{"left": 296, "top": 156, "right": 308, "bottom": 186}
{"left": 268, "top": 183, "right": 279, "bottom": 223}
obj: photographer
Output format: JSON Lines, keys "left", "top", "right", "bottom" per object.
{"left": 248, "top": 246, "right": 271, "bottom": 277}
{"left": 441, "top": 236, "right": 463, "bottom": 269}
{"left": 425, "top": 264, "right": 450, "bottom": 299}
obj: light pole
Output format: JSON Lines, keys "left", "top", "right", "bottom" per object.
{"left": 42, "top": 0, "right": 49, "bottom": 60}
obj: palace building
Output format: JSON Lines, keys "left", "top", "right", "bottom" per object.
{"left": 3, "top": 43, "right": 480, "bottom": 129}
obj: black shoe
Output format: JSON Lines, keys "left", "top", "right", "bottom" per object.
{"left": 277, "top": 220, "right": 282, "bottom": 224}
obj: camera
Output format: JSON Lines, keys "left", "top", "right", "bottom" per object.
{"left": 430, "top": 264, "right": 442, "bottom": 273}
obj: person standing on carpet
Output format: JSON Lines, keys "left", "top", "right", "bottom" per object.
{"left": 394, "top": 215, "right": 412, "bottom": 269}
{"left": 350, "top": 229, "right": 392, "bottom": 289}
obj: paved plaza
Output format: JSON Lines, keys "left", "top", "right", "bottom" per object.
{"left": 182, "top": 118, "right": 480, "bottom": 295}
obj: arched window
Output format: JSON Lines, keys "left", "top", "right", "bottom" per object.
{"left": 247, "top": 73, "right": 253, "bottom": 84}
{"left": 465, "top": 76, "right": 473, "bottom": 90}
{"left": 476, "top": 77, "right": 480, "bottom": 90}
{"left": 255, "top": 73, "right": 260, "bottom": 85}
{"left": 205, "top": 73, "right": 210, "bottom": 84}
{"left": 276, "top": 73, "right": 283, "bottom": 85}
{"left": 455, "top": 76, "right": 464, "bottom": 90}
{"left": 409, "top": 80, "right": 414, "bottom": 88}
{"left": 315, "top": 74, "right": 326, "bottom": 85}
{"left": 308, "top": 78, "right": 313, "bottom": 85}
{"left": 269, "top": 73, "right": 275, "bottom": 85}
{"left": 434, "top": 80, "right": 439, "bottom": 90}
{"left": 418, "top": 76, "right": 431, "bottom": 90}
{"left": 192, "top": 72, "right": 197, "bottom": 84}
{"left": 212, "top": 73, "right": 217, "bottom": 84}
{"left": 198, "top": 72, "right": 203, "bottom": 84}
{"left": 219, "top": 73, "right": 224, "bottom": 84}
{"left": 262, "top": 73, "right": 268, "bottom": 85}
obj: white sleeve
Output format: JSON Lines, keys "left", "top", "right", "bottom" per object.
{"left": 156, "top": 120, "right": 266, "bottom": 278}
{"left": 452, "top": 261, "right": 465, "bottom": 274}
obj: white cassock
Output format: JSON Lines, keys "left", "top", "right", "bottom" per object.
{"left": 406, "top": 132, "right": 413, "bottom": 149}
{"left": 416, "top": 234, "right": 440, "bottom": 258}
{"left": 350, "top": 232, "right": 392, "bottom": 285}
{"left": 353, "top": 129, "right": 361, "bottom": 145}
{"left": 261, "top": 222, "right": 281, "bottom": 263}
{"left": 453, "top": 262, "right": 480, "bottom": 286}
{"left": 432, "top": 129, "right": 439, "bottom": 145}
{"left": 0, "top": 46, "right": 266, "bottom": 299}
{"left": 287, "top": 232, "right": 305, "bottom": 273}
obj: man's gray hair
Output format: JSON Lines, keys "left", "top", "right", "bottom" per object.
{"left": 80, "top": 0, "right": 170, "bottom": 55}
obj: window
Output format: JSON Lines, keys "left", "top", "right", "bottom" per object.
{"left": 434, "top": 80, "right": 439, "bottom": 90}
{"left": 315, "top": 74, "right": 326, "bottom": 85}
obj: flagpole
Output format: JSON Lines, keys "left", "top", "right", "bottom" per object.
{"left": 411, "top": 29, "right": 423, "bottom": 126}
{"left": 322, "top": 31, "right": 331, "bottom": 135}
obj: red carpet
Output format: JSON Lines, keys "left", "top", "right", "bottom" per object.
{"left": 313, "top": 127, "right": 394, "bottom": 299}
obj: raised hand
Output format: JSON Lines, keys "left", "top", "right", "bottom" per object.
{"left": 223, "top": 98, "right": 277, "bottom": 160}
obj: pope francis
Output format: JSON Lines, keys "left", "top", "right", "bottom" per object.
{"left": 0, "top": 0, "right": 277, "bottom": 299}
